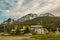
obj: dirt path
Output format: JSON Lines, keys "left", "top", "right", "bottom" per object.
{"left": 0, "top": 36, "right": 32, "bottom": 40}
{"left": 0, "top": 35, "right": 35, "bottom": 40}
{"left": 0, "top": 33, "right": 35, "bottom": 40}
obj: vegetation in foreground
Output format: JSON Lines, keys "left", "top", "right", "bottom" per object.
{"left": 31, "top": 34, "right": 60, "bottom": 40}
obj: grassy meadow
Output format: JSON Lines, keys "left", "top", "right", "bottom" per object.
{"left": 31, "top": 33, "right": 60, "bottom": 40}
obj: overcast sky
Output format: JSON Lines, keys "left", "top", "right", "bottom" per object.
{"left": 0, "top": 0, "right": 60, "bottom": 23}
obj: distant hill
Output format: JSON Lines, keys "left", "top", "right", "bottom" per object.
{"left": 15, "top": 13, "right": 54, "bottom": 23}
{"left": 2, "top": 13, "right": 59, "bottom": 26}
{"left": 13, "top": 13, "right": 60, "bottom": 25}
{"left": 19, "top": 16, "right": 60, "bottom": 26}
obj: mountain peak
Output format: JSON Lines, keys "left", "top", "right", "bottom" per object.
{"left": 16, "top": 13, "right": 37, "bottom": 22}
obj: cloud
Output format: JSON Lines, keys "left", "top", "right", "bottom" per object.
{"left": 0, "top": 0, "right": 60, "bottom": 23}
{"left": 3, "top": 0, "right": 60, "bottom": 18}
{"left": 10, "top": 0, "right": 60, "bottom": 16}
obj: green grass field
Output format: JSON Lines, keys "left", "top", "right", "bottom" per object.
{"left": 31, "top": 34, "right": 60, "bottom": 40}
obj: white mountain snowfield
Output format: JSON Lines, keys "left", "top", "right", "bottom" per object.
{"left": 0, "top": 0, "right": 60, "bottom": 23}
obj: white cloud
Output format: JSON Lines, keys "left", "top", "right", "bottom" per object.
{"left": 0, "top": 0, "right": 60, "bottom": 23}
{"left": 9, "top": 0, "right": 60, "bottom": 17}
{"left": 2, "top": 0, "right": 60, "bottom": 19}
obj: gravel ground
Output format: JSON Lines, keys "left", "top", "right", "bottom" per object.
{"left": 0, "top": 33, "right": 35, "bottom": 40}
{"left": 0, "top": 36, "right": 33, "bottom": 40}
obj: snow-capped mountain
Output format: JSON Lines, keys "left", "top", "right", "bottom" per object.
{"left": 15, "top": 13, "right": 37, "bottom": 22}
{"left": 15, "top": 13, "right": 54, "bottom": 23}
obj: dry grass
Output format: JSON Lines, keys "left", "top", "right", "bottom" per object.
{"left": 31, "top": 33, "right": 60, "bottom": 40}
{"left": 0, "top": 35, "right": 32, "bottom": 40}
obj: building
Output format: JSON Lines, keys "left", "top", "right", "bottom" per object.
{"left": 31, "top": 25, "right": 45, "bottom": 34}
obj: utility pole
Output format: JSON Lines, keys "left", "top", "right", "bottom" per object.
{"left": 3, "top": 22, "right": 7, "bottom": 35}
